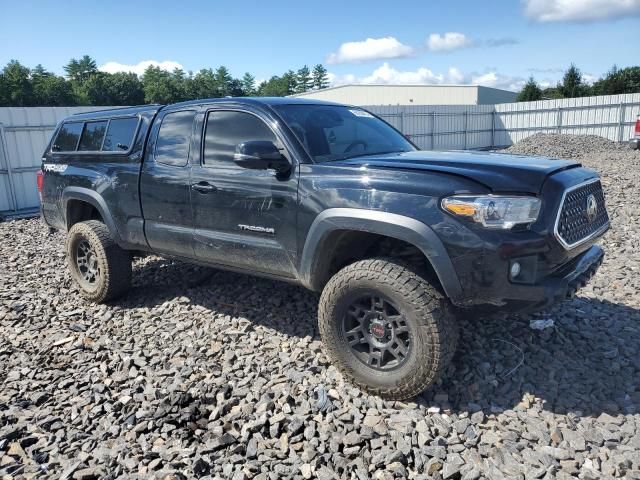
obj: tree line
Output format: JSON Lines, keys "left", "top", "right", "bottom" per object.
{"left": 517, "top": 64, "right": 640, "bottom": 102}
{"left": 3, "top": 55, "right": 638, "bottom": 107}
{"left": 0, "top": 55, "right": 330, "bottom": 107}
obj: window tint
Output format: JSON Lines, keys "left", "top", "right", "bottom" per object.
{"left": 102, "top": 117, "right": 138, "bottom": 151}
{"left": 52, "top": 122, "right": 83, "bottom": 152}
{"left": 273, "top": 105, "right": 414, "bottom": 163}
{"left": 155, "top": 111, "right": 195, "bottom": 166}
{"left": 78, "top": 121, "right": 108, "bottom": 151}
{"left": 204, "top": 111, "right": 277, "bottom": 165}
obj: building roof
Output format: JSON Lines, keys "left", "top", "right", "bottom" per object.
{"left": 290, "top": 84, "right": 514, "bottom": 97}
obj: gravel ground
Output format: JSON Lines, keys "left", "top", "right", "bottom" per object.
{"left": 1, "top": 134, "right": 640, "bottom": 480}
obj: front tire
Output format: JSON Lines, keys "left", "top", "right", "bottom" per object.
{"left": 66, "top": 220, "right": 131, "bottom": 303}
{"left": 318, "top": 258, "right": 457, "bottom": 400}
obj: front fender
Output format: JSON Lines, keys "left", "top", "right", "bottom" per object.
{"left": 299, "top": 208, "right": 463, "bottom": 302}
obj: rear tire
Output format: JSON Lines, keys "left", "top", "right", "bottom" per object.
{"left": 66, "top": 220, "right": 131, "bottom": 303}
{"left": 318, "top": 257, "right": 457, "bottom": 400}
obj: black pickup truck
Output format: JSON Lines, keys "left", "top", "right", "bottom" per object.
{"left": 39, "top": 98, "right": 609, "bottom": 399}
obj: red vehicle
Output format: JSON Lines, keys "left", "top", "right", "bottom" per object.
{"left": 630, "top": 114, "right": 640, "bottom": 150}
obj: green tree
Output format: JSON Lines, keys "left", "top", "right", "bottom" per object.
{"left": 106, "top": 72, "right": 145, "bottom": 105}
{"left": 78, "top": 73, "right": 111, "bottom": 104}
{"left": 142, "top": 66, "right": 180, "bottom": 104}
{"left": 241, "top": 72, "right": 256, "bottom": 96}
{"left": 558, "top": 63, "right": 588, "bottom": 98}
{"left": 591, "top": 65, "right": 624, "bottom": 95}
{"left": 282, "top": 70, "right": 298, "bottom": 95}
{"left": 0, "top": 73, "right": 8, "bottom": 106}
{"left": 618, "top": 67, "right": 640, "bottom": 93}
{"left": 78, "top": 72, "right": 144, "bottom": 105}
{"left": 214, "top": 66, "right": 233, "bottom": 96}
{"left": 311, "top": 64, "right": 329, "bottom": 90}
{"left": 64, "top": 55, "right": 97, "bottom": 82}
{"left": 540, "top": 87, "right": 563, "bottom": 99}
{"left": 257, "top": 76, "right": 288, "bottom": 96}
{"left": 169, "top": 68, "right": 189, "bottom": 102}
{"left": 190, "top": 68, "right": 218, "bottom": 99}
{"left": 228, "top": 78, "right": 244, "bottom": 97}
{"left": 2, "top": 60, "right": 33, "bottom": 106}
{"left": 592, "top": 65, "right": 640, "bottom": 95}
{"left": 517, "top": 77, "right": 543, "bottom": 102}
{"left": 31, "top": 64, "right": 49, "bottom": 77}
{"left": 32, "top": 66, "right": 75, "bottom": 106}
{"left": 296, "top": 65, "right": 312, "bottom": 93}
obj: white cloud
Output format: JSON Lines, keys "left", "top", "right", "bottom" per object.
{"left": 426, "top": 32, "right": 472, "bottom": 52}
{"left": 99, "top": 60, "right": 184, "bottom": 75}
{"left": 470, "top": 72, "right": 526, "bottom": 91}
{"left": 326, "top": 37, "right": 414, "bottom": 64}
{"left": 360, "top": 63, "right": 444, "bottom": 84}
{"left": 583, "top": 73, "right": 599, "bottom": 84}
{"left": 447, "top": 67, "right": 466, "bottom": 84}
{"left": 329, "top": 63, "right": 526, "bottom": 91}
{"left": 523, "top": 0, "right": 640, "bottom": 22}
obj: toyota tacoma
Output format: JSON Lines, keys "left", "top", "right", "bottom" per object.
{"left": 38, "top": 98, "right": 609, "bottom": 400}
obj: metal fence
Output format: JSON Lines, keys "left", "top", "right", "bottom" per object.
{"left": 1, "top": 94, "right": 639, "bottom": 215}
{"left": 367, "top": 92, "right": 640, "bottom": 151}
{"left": 0, "top": 106, "right": 108, "bottom": 215}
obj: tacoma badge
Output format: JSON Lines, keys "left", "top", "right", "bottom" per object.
{"left": 238, "top": 224, "right": 275, "bottom": 235}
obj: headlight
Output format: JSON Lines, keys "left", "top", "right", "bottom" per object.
{"left": 441, "top": 195, "right": 541, "bottom": 229}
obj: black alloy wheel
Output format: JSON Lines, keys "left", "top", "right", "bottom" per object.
{"left": 341, "top": 293, "right": 411, "bottom": 371}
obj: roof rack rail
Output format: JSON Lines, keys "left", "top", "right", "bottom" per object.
{"left": 71, "top": 104, "right": 163, "bottom": 115}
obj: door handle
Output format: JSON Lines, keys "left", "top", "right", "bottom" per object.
{"left": 191, "top": 182, "right": 216, "bottom": 193}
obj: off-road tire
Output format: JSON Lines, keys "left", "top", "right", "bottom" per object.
{"left": 66, "top": 220, "right": 131, "bottom": 303}
{"left": 318, "top": 257, "right": 458, "bottom": 400}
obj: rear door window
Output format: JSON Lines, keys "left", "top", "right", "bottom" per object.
{"left": 78, "top": 121, "right": 108, "bottom": 151}
{"left": 102, "top": 117, "right": 139, "bottom": 151}
{"left": 155, "top": 111, "right": 196, "bottom": 166}
{"left": 52, "top": 122, "right": 83, "bottom": 152}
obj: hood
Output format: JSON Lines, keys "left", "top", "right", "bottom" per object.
{"left": 332, "top": 150, "right": 580, "bottom": 194}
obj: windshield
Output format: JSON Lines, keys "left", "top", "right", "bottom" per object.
{"left": 273, "top": 104, "right": 415, "bottom": 162}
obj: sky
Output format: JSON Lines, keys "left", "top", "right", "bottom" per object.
{"left": 1, "top": 0, "right": 639, "bottom": 92}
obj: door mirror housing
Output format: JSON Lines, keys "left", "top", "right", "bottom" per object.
{"left": 234, "top": 141, "right": 290, "bottom": 173}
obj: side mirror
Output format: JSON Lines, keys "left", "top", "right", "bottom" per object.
{"left": 234, "top": 141, "right": 290, "bottom": 174}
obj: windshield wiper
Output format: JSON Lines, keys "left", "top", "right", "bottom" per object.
{"left": 338, "top": 150, "right": 407, "bottom": 161}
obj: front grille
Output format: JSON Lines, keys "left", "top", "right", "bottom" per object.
{"left": 555, "top": 179, "right": 609, "bottom": 249}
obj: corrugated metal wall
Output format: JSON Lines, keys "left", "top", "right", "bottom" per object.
{"left": 367, "top": 104, "right": 495, "bottom": 150}
{"left": 1, "top": 94, "right": 638, "bottom": 214}
{"left": 493, "top": 93, "right": 640, "bottom": 145}
{"left": 0, "top": 106, "right": 108, "bottom": 213}
{"left": 367, "top": 92, "right": 640, "bottom": 151}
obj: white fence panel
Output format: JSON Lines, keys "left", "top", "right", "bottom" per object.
{"left": 0, "top": 106, "right": 110, "bottom": 214}
{"left": 368, "top": 92, "right": 640, "bottom": 150}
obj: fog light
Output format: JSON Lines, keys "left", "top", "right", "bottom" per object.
{"left": 510, "top": 262, "right": 521, "bottom": 278}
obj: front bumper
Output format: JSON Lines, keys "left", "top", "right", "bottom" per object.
{"left": 453, "top": 244, "right": 604, "bottom": 313}
{"left": 512, "top": 245, "right": 604, "bottom": 312}
{"left": 629, "top": 138, "right": 639, "bottom": 150}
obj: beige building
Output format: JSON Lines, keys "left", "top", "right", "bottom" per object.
{"left": 290, "top": 84, "right": 517, "bottom": 106}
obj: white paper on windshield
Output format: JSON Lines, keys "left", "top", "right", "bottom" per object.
{"left": 349, "top": 109, "right": 374, "bottom": 118}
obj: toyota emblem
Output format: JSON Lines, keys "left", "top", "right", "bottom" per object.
{"left": 585, "top": 194, "right": 598, "bottom": 223}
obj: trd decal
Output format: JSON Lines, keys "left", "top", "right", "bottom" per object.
{"left": 43, "top": 163, "right": 68, "bottom": 173}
